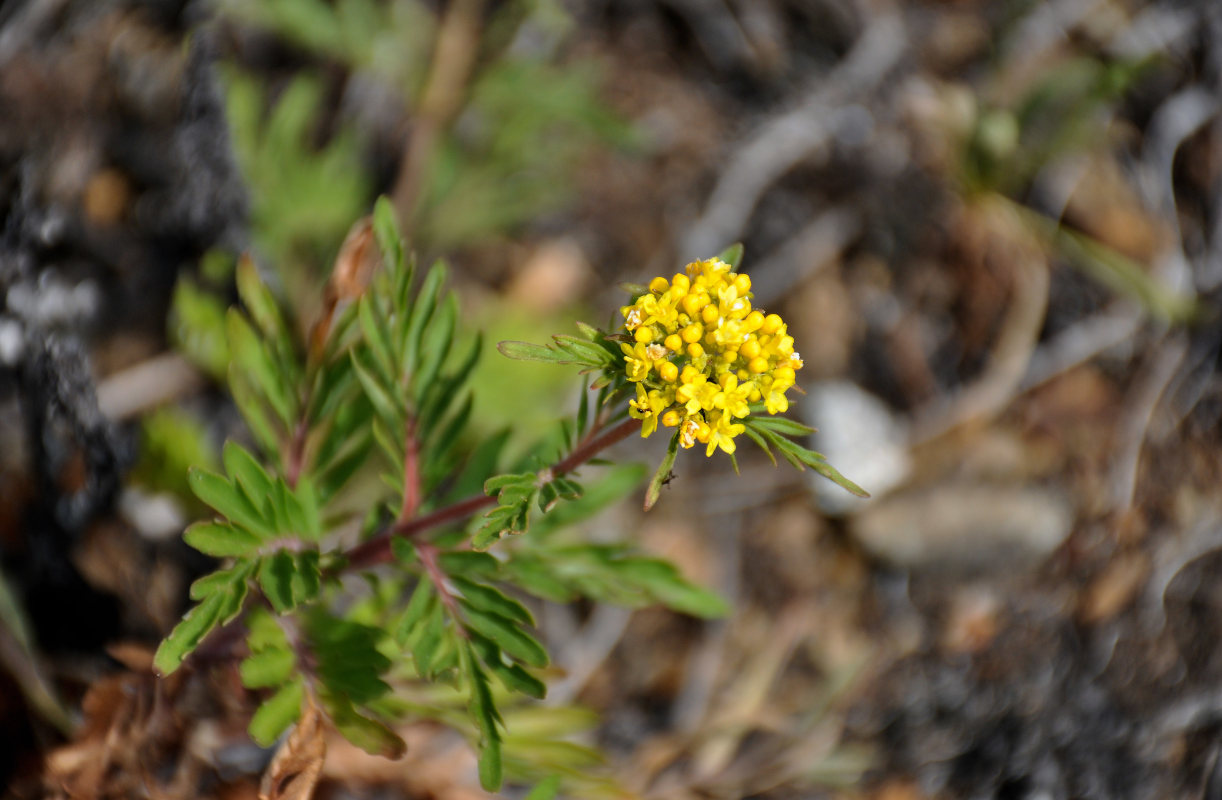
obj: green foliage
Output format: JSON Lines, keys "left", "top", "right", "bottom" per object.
{"left": 170, "top": 276, "right": 231, "bottom": 381}
{"left": 217, "top": 0, "right": 631, "bottom": 277}
{"left": 962, "top": 56, "right": 1148, "bottom": 195}
{"left": 131, "top": 408, "right": 219, "bottom": 503}
{"left": 217, "top": 0, "right": 433, "bottom": 88}
{"left": 223, "top": 70, "right": 371, "bottom": 269}
{"left": 418, "top": 57, "right": 637, "bottom": 248}
{"left": 162, "top": 198, "right": 728, "bottom": 794}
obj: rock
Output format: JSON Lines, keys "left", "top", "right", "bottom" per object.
{"left": 805, "top": 381, "right": 910, "bottom": 514}
{"left": 850, "top": 483, "right": 1074, "bottom": 572}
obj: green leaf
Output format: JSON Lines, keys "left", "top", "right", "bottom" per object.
{"left": 424, "top": 392, "right": 473, "bottom": 475}
{"left": 496, "top": 340, "right": 568, "bottom": 363}
{"left": 240, "top": 647, "right": 295, "bottom": 688}
{"left": 316, "top": 429, "right": 373, "bottom": 503}
{"left": 248, "top": 677, "right": 304, "bottom": 747}
{"left": 396, "top": 580, "right": 436, "bottom": 645}
{"left": 412, "top": 292, "right": 458, "bottom": 406}
{"left": 325, "top": 692, "right": 407, "bottom": 758}
{"left": 574, "top": 321, "right": 601, "bottom": 341}
{"left": 553, "top": 477, "right": 582, "bottom": 500}
{"left": 479, "top": 735, "right": 503, "bottom": 792}
{"left": 412, "top": 603, "right": 446, "bottom": 676}
{"left": 462, "top": 607, "right": 548, "bottom": 668}
{"left": 372, "top": 196, "right": 403, "bottom": 274}
{"left": 524, "top": 776, "right": 562, "bottom": 800}
{"left": 227, "top": 309, "right": 295, "bottom": 425}
{"left": 717, "top": 242, "right": 744, "bottom": 269}
{"left": 235, "top": 257, "right": 287, "bottom": 341}
{"left": 460, "top": 644, "right": 503, "bottom": 791}
{"left": 802, "top": 453, "right": 870, "bottom": 498}
{"left": 223, "top": 441, "right": 275, "bottom": 506}
{"left": 358, "top": 295, "right": 397, "bottom": 384}
{"left": 294, "top": 475, "right": 323, "bottom": 538}
{"left": 748, "top": 415, "right": 816, "bottom": 436}
{"left": 611, "top": 558, "right": 729, "bottom": 618}
{"left": 551, "top": 335, "right": 611, "bottom": 366}
{"left": 153, "top": 591, "right": 225, "bottom": 676}
{"left": 538, "top": 481, "right": 560, "bottom": 513}
{"left": 419, "top": 331, "right": 482, "bottom": 432}
{"left": 246, "top": 605, "right": 288, "bottom": 651}
{"left": 485, "top": 473, "right": 535, "bottom": 493}
{"left": 499, "top": 557, "right": 571, "bottom": 603}
{"left": 290, "top": 550, "right": 322, "bottom": 605}
{"left": 741, "top": 424, "right": 776, "bottom": 467}
{"left": 470, "top": 631, "right": 547, "bottom": 699}
{"left": 437, "top": 551, "right": 500, "bottom": 577}
{"left": 307, "top": 614, "right": 392, "bottom": 704}
{"left": 258, "top": 551, "right": 297, "bottom": 613}
{"left": 403, "top": 261, "right": 447, "bottom": 378}
{"left": 452, "top": 577, "right": 534, "bottom": 626}
{"left": 277, "top": 480, "right": 310, "bottom": 537}
{"left": 183, "top": 521, "right": 262, "bottom": 558}
{"left": 189, "top": 563, "right": 242, "bottom": 600}
{"left": 170, "top": 276, "right": 230, "bottom": 380}
{"left": 529, "top": 463, "right": 646, "bottom": 539}
{"left": 188, "top": 467, "right": 273, "bottom": 538}
{"left": 228, "top": 366, "right": 283, "bottom": 459}
{"left": 644, "top": 432, "right": 679, "bottom": 511}
{"left": 309, "top": 356, "right": 357, "bottom": 426}
{"left": 350, "top": 350, "right": 402, "bottom": 426}
{"left": 576, "top": 378, "right": 590, "bottom": 436}
{"left": 491, "top": 661, "right": 546, "bottom": 700}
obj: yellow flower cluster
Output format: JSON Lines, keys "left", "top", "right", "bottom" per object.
{"left": 620, "top": 258, "right": 803, "bottom": 456}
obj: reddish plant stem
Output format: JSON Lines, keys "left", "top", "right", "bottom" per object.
{"left": 284, "top": 417, "right": 309, "bottom": 489}
{"left": 342, "top": 416, "right": 642, "bottom": 571}
{"left": 400, "top": 417, "right": 421, "bottom": 522}
{"left": 284, "top": 379, "right": 317, "bottom": 490}
{"left": 416, "top": 542, "right": 465, "bottom": 633}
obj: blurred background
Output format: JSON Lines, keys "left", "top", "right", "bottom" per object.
{"left": 3, "top": 0, "right": 1222, "bottom": 797}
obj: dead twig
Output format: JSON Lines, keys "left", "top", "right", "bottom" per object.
{"left": 95, "top": 352, "right": 205, "bottom": 421}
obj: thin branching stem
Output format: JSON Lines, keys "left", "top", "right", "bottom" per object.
{"left": 342, "top": 416, "right": 642, "bottom": 570}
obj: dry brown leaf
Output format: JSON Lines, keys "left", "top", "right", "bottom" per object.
{"left": 308, "top": 218, "right": 378, "bottom": 361}
{"left": 259, "top": 691, "right": 326, "bottom": 800}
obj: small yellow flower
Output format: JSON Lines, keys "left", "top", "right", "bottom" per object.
{"left": 629, "top": 384, "right": 670, "bottom": 437}
{"left": 620, "top": 256, "right": 803, "bottom": 456}
{"left": 705, "top": 412, "right": 745, "bottom": 457}
{"left": 712, "top": 375, "right": 752, "bottom": 419}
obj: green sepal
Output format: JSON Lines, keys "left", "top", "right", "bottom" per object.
{"left": 717, "top": 242, "right": 744, "bottom": 268}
